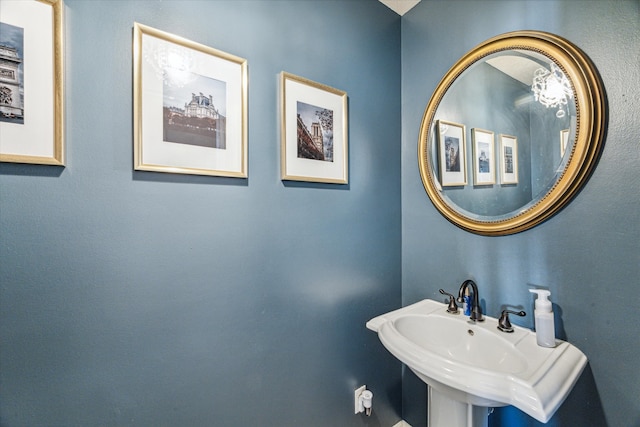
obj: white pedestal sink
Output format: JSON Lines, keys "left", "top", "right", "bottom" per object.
{"left": 367, "top": 299, "right": 587, "bottom": 426}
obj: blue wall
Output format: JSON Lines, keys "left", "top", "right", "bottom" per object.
{"left": 0, "top": 1, "right": 403, "bottom": 426}
{"left": 402, "top": 1, "right": 639, "bottom": 426}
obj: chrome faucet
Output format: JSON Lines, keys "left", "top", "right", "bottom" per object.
{"left": 457, "top": 279, "right": 484, "bottom": 322}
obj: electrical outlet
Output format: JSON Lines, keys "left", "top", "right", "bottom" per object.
{"left": 354, "top": 385, "right": 366, "bottom": 414}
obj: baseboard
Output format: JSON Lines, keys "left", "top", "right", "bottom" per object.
{"left": 392, "top": 421, "right": 412, "bottom": 427}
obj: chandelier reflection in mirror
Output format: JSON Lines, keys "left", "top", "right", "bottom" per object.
{"left": 531, "top": 62, "right": 573, "bottom": 118}
{"left": 143, "top": 42, "right": 196, "bottom": 88}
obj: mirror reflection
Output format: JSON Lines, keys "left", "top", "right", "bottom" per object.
{"left": 430, "top": 50, "right": 577, "bottom": 218}
{"left": 418, "top": 31, "right": 605, "bottom": 235}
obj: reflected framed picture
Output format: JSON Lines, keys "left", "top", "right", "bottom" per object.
{"left": 0, "top": 0, "right": 64, "bottom": 165}
{"left": 499, "top": 134, "right": 518, "bottom": 185}
{"left": 280, "top": 72, "right": 348, "bottom": 184}
{"left": 472, "top": 128, "right": 495, "bottom": 185}
{"left": 436, "top": 120, "right": 467, "bottom": 186}
{"left": 133, "top": 23, "right": 247, "bottom": 177}
{"left": 560, "top": 128, "right": 570, "bottom": 157}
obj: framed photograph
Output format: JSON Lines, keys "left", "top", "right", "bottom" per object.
{"left": 133, "top": 23, "right": 247, "bottom": 177}
{"left": 0, "top": 0, "right": 64, "bottom": 165}
{"left": 280, "top": 72, "right": 348, "bottom": 184}
{"left": 471, "top": 128, "right": 495, "bottom": 185}
{"left": 436, "top": 120, "right": 466, "bottom": 186}
{"left": 560, "top": 128, "right": 570, "bottom": 157}
{"left": 499, "top": 134, "right": 518, "bottom": 185}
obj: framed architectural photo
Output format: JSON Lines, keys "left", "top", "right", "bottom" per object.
{"left": 0, "top": 0, "right": 64, "bottom": 165}
{"left": 280, "top": 72, "right": 348, "bottom": 184}
{"left": 560, "top": 128, "right": 570, "bottom": 157}
{"left": 472, "top": 128, "right": 495, "bottom": 185}
{"left": 499, "top": 134, "right": 518, "bottom": 185}
{"left": 436, "top": 120, "right": 467, "bottom": 186}
{"left": 133, "top": 23, "right": 247, "bottom": 177}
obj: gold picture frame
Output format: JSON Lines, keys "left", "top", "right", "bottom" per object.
{"left": 280, "top": 72, "right": 348, "bottom": 184}
{"left": 436, "top": 120, "right": 467, "bottom": 187}
{"left": 499, "top": 134, "right": 518, "bottom": 185}
{"left": 133, "top": 23, "right": 248, "bottom": 177}
{"left": 0, "top": 0, "right": 64, "bottom": 165}
{"left": 471, "top": 128, "right": 495, "bottom": 185}
{"left": 560, "top": 128, "right": 570, "bottom": 157}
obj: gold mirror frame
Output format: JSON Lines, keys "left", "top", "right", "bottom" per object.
{"left": 418, "top": 31, "right": 606, "bottom": 236}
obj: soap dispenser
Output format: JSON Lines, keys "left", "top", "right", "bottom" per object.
{"left": 529, "top": 289, "right": 556, "bottom": 348}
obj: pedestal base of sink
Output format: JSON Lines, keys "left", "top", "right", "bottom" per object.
{"left": 428, "top": 386, "right": 489, "bottom": 427}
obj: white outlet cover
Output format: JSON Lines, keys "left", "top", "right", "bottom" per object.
{"left": 354, "top": 385, "right": 366, "bottom": 414}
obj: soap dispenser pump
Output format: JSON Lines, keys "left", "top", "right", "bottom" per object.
{"left": 529, "top": 289, "right": 556, "bottom": 348}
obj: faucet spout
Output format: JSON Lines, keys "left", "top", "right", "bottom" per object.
{"left": 457, "top": 279, "right": 484, "bottom": 322}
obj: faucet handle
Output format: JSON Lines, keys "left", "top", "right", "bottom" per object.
{"left": 497, "top": 309, "right": 526, "bottom": 333}
{"left": 439, "top": 289, "right": 460, "bottom": 314}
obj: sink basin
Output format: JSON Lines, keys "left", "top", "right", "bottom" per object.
{"left": 367, "top": 299, "right": 587, "bottom": 424}
{"left": 393, "top": 314, "right": 528, "bottom": 374}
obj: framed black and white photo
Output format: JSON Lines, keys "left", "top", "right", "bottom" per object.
{"left": 472, "top": 128, "right": 495, "bottom": 185}
{"left": 499, "top": 134, "right": 518, "bottom": 185}
{"left": 436, "top": 120, "right": 467, "bottom": 186}
{"left": 280, "top": 72, "right": 348, "bottom": 184}
{"left": 133, "top": 23, "right": 247, "bottom": 177}
{"left": 0, "top": 0, "right": 64, "bottom": 165}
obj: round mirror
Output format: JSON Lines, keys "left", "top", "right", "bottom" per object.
{"left": 418, "top": 31, "right": 605, "bottom": 235}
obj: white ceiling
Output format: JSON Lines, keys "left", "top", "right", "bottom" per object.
{"left": 378, "top": 0, "right": 421, "bottom": 16}
{"left": 486, "top": 55, "right": 542, "bottom": 86}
